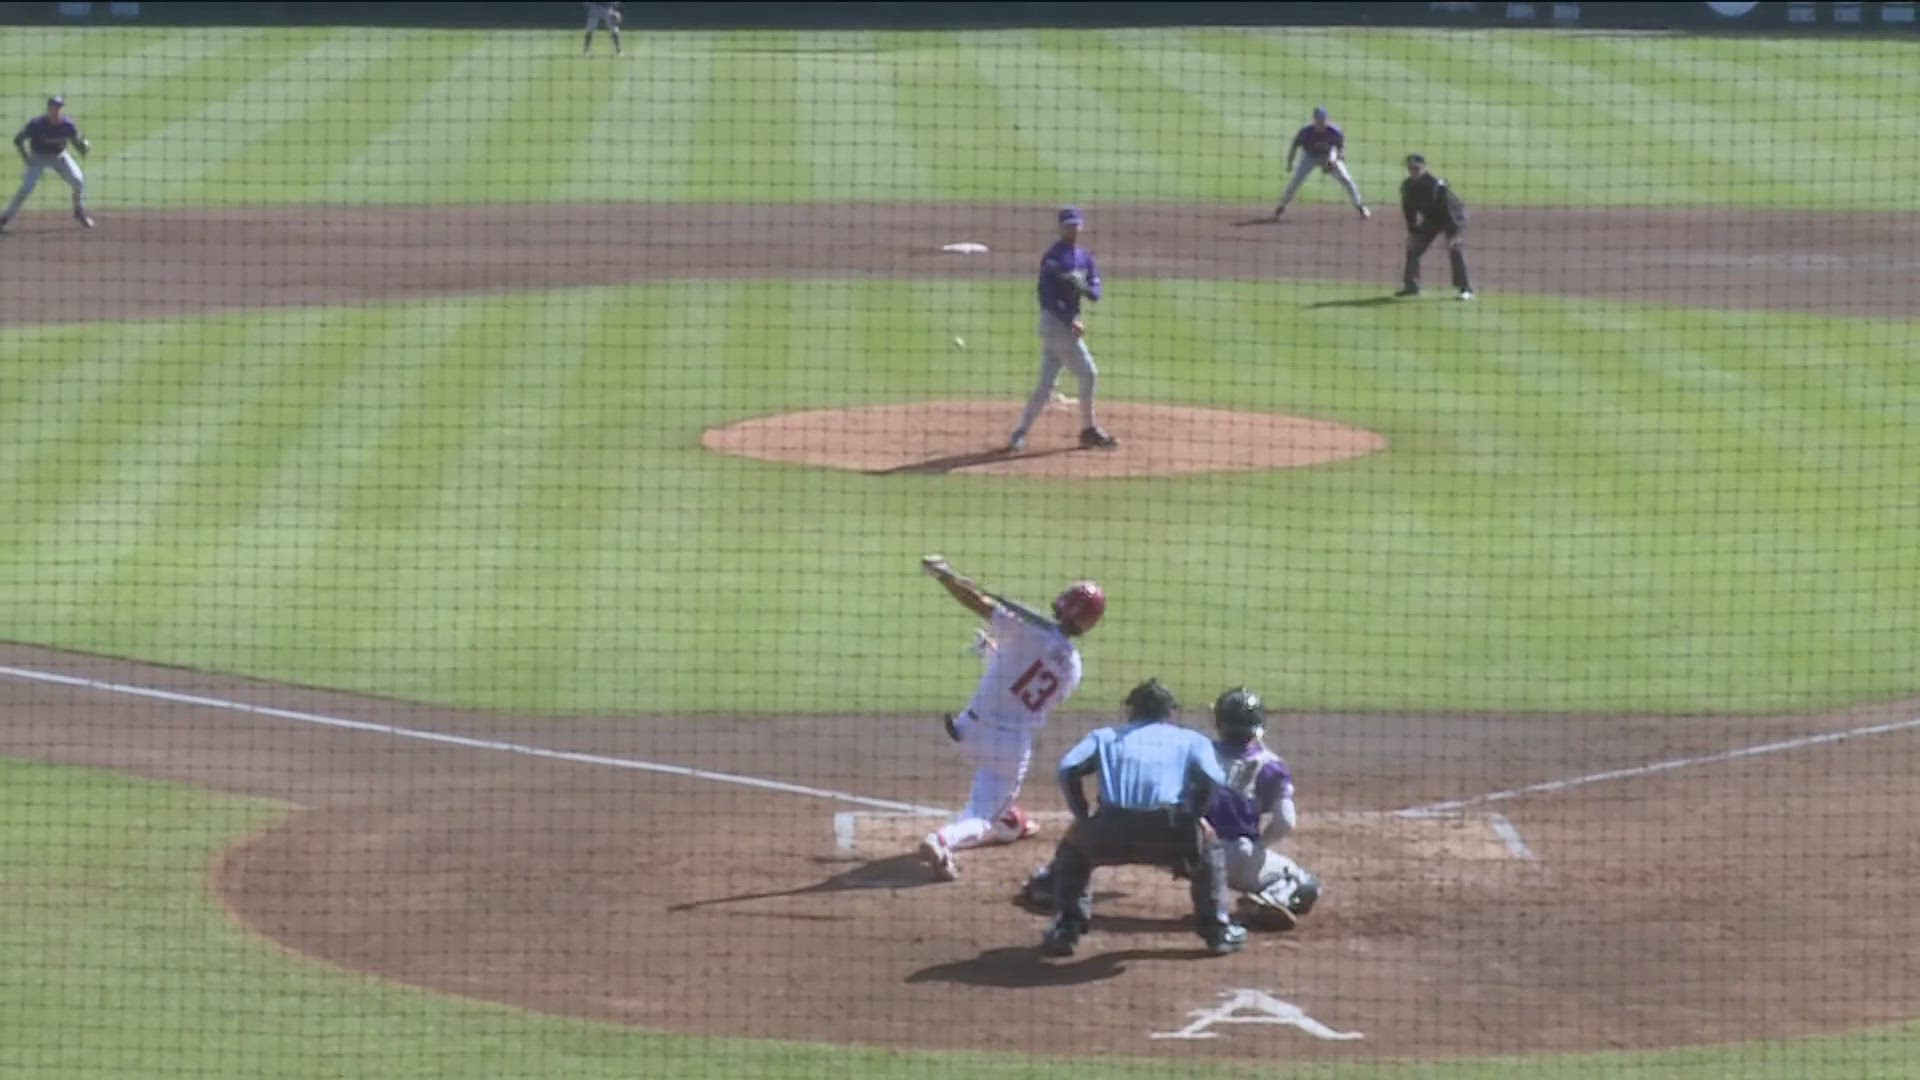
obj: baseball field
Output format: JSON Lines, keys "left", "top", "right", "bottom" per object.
{"left": 1, "top": 21, "right": 1917, "bottom": 1079}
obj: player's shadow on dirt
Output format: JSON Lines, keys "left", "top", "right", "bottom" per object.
{"left": 907, "top": 943, "right": 1219, "bottom": 989}
{"left": 868, "top": 445, "right": 1086, "bottom": 476}
{"left": 1302, "top": 295, "right": 1403, "bottom": 309}
{"left": 666, "top": 854, "right": 943, "bottom": 912}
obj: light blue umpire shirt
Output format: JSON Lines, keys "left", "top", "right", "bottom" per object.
{"left": 1057, "top": 718, "right": 1227, "bottom": 814}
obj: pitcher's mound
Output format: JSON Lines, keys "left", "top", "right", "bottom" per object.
{"left": 702, "top": 401, "right": 1384, "bottom": 478}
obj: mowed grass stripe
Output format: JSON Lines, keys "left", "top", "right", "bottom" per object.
{"left": 454, "top": 289, "right": 619, "bottom": 710}
{"left": 1498, "top": 33, "right": 1843, "bottom": 208}
{"left": 329, "top": 33, "right": 524, "bottom": 204}
{"left": 1594, "top": 38, "right": 1910, "bottom": 208}
{"left": 12, "top": 316, "right": 336, "bottom": 637}
{"left": 87, "top": 308, "right": 409, "bottom": 651}
{"left": 105, "top": 30, "right": 392, "bottom": 206}
{"left": 1106, "top": 31, "right": 1296, "bottom": 204}
{"left": 790, "top": 31, "right": 940, "bottom": 200}
{"left": 878, "top": 30, "right": 1052, "bottom": 200}
{"left": 0, "top": 319, "right": 210, "bottom": 538}
{"left": 449, "top": 49, "right": 614, "bottom": 202}
{"left": 549, "top": 33, "right": 709, "bottom": 202}
{"left": 183, "top": 306, "right": 484, "bottom": 646}
{"left": 266, "top": 299, "right": 545, "bottom": 691}
{"left": 0, "top": 29, "right": 273, "bottom": 140}
{"left": 957, "top": 30, "right": 1172, "bottom": 202}
{"left": 205, "top": 33, "right": 471, "bottom": 204}
{"left": 688, "top": 35, "right": 811, "bottom": 200}
{"left": 1024, "top": 30, "right": 1230, "bottom": 198}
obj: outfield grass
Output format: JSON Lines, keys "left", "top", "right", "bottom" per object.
{"left": 2, "top": 281, "right": 1914, "bottom": 716}
{"left": 3, "top": 756, "right": 1918, "bottom": 1080}
{"left": 0, "top": 27, "right": 1908, "bottom": 209}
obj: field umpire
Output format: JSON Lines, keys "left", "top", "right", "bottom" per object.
{"left": 1039, "top": 678, "right": 1247, "bottom": 957}
{"left": 1397, "top": 154, "right": 1474, "bottom": 301}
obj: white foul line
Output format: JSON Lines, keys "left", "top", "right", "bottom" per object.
{"left": 1398, "top": 711, "right": 1920, "bottom": 818}
{"left": 0, "top": 664, "right": 946, "bottom": 816}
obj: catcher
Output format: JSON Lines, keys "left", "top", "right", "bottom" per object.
{"left": 1033, "top": 678, "right": 1246, "bottom": 958}
{"left": 582, "top": 1, "right": 623, "bottom": 56}
{"left": 1019, "top": 685, "right": 1321, "bottom": 931}
{"left": 1273, "top": 106, "right": 1370, "bottom": 221}
{"left": 1206, "top": 687, "right": 1322, "bottom": 930}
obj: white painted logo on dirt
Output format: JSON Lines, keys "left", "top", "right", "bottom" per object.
{"left": 1149, "top": 989, "right": 1363, "bottom": 1042}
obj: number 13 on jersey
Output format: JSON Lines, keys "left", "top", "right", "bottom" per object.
{"left": 1010, "top": 659, "right": 1062, "bottom": 712}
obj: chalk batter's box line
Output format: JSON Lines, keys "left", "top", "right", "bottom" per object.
{"left": 832, "top": 808, "right": 1539, "bottom": 862}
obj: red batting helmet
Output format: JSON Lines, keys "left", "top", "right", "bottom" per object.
{"left": 1053, "top": 581, "right": 1106, "bottom": 635}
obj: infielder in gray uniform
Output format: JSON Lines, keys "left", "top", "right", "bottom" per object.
{"left": 1, "top": 95, "right": 92, "bottom": 232}
{"left": 1273, "top": 106, "right": 1369, "bottom": 221}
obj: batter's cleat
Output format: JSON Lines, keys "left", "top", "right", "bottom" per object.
{"left": 1394, "top": 286, "right": 1421, "bottom": 298}
{"left": 918, "top": 835, "right": 959, "bottom": 881}
{"left": 1271, "top": 205, "right": 1286, "bottom": 220}
{"left": 1358, "top": 205, "right": 1372, "bottom": 220}
{"left": 996, "top": 805, "right": 1041, "bottom": 840}
{"left": 76, "top": 214, "right": 94, "bottom": 229}
{"left": 1079, "top": 426, "right": 1118, "bottom": 449}
{"left": 1006, "top": 431, "right": 1027, "bottom": 453}
{"left": 0, "top": 215, "right": 10, "bottom": 234}
{"left": 1040, "top": 920, "right": 1081, "bottom": 957}
{"left": 1201, "top": 921, "right": 1249, "bottom": 956}
{"left": 1458, "top": 290, "right": 1475, "bottom": 301}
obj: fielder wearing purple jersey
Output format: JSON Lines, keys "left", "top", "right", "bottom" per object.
{"left": 1205, "top": 687, "right": 1322, "bottom": 929}
{"left": 1007, "top": 207, "right": 1117, "bottom": 453}
{"left": 1, "top": 96, "right": 92, "bottom": 233}
{"left": 1273, "top": 106, "right": 1369, "bottom": 221}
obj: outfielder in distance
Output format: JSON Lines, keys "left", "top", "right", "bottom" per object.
{"left": 582, "top": 1, "right": 623, "bottom": 56}
{"left": 916, "top": 555, "right": 1106, "bottom": 882}
{"left": 1, "top": 95, "right": 93, "bottom": 234}
{"left": 1273, "top": 106, "right": 1370, "bottom": 221}
{"left": 1008, "top": 206, "right": 1118, "bottom": 454}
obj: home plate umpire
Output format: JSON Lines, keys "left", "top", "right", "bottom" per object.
{"left": 1036, "top": 678, "right": 1247, "bottom": 957}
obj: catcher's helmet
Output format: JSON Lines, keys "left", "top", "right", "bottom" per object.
{"left": 1125, "top": 677, "right": 1178, "bottom": 721}
{"left": 1213, "top": 687, "right": 1266, "bottom": 743}
{"left": 1053, "top": 580, "right": 1105, "bottom": 634}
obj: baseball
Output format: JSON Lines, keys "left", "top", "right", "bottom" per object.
{"left": 952, "top": 336, "right": 966, "bottom": 350}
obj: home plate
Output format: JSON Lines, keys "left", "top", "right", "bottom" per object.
{"left": 940, "top": 242, "right": 990, "bottom": 254}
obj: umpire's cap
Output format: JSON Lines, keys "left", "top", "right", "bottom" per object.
{"left": 1125, "top": 677, "right": 1178, "bottom": 721}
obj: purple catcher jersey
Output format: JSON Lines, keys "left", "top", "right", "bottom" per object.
{"left": 1204, "top": 740, "right": 1293, "bottom": 842}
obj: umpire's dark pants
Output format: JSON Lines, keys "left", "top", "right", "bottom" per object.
{"left": 1404, "top": 226, "right": 1472, "bottom": 292}
{"left": 1051, "top": 806, "right": 1231, "bottom": 935}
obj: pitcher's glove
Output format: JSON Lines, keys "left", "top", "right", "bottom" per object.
{"left": 1061, "top": 269, "right": 1091, "bottom": 296}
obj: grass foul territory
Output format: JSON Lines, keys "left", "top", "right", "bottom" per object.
{"left": 2, "top": 19, "right": 1917, "bottom": 1080}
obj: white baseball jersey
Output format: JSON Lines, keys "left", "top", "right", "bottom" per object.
{"left": 966, "top": 603, "right": 1083, "bottom": 730}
